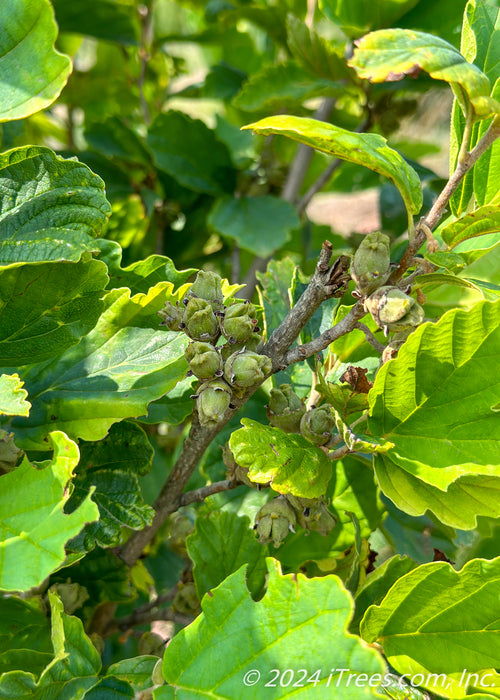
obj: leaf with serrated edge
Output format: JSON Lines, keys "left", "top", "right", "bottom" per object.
{"left": 0, "top": 146, "right": 111, "bottom": 264}
{"left": 0, "top": 260, "right": 108, "bottom": 366}
{"left": 243, "top": 115, "right": 422, "bottom": 231}
{"left": 442, "top": 202, "right": 500, "bottom": 249}
{"left": 9, "top": 286, "right": 189, "bottom": 449}
{"left": 67, "top": 422, "right": 155, "bottom": 549}
{"left": 229, "top": 419, "right": 332, "bottom": 498}
{"left": 349, "top": 28, "right": 495, "bottom": 117}
{"left": 368, "top": 300, "right": 500, "bottom": 490}
{"left": 0, "top": 373, "right": 30, "bottom": 416}
{"left": 187, "top": 510, "right": 268, "bottom": 599}
{"left": 361, "top": 557, "right": 500, "bottom": 697}
{"left": 0, "top": 0, "right": 72, "bottom": 122}
{"left": 0, "top": 432, "right": 99, "bottom": 591}
{"left": 162, "top": 558, "right": 385, "bottom": 698}
{"left": 374, "top": 452, "right": 500, "bottom": 529}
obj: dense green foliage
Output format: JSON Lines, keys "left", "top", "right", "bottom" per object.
{"left": 0, "top": 0, "right": 499, "bottom": 698}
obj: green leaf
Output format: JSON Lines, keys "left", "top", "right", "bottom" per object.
{"left": 462, "top": 0, "right": 500, "bottom": 85}
{"left": 412, "top": 272, "right": 481, "bottom": 291}
{"left": 233, "top": 61, "right": 343, "bottom": 112}
{"left": 81, "top": 677, "right": 134, "bottom": 698}
{"left": 374, "top": 452, "right": 500, "bottom": 529}
{"left": 319, "top": 0, "right": 420, "bottom": 38}
{"left": 275, "top": 456, "right": 385, "bottom": 570}
{"left": 473, "top": 79, "right": 500, "bottom": 207}
{"left": 9, "top": 286, "right": 189, "bottom": 449}
{"left": 66, "top": 422, "right": 154, "bottom": 549}
{"left": 0, "top": 432, "right": 99, "bottom": 591}
{"left": 84, "top": 117, "right": 151, "bottom": 165}
{"left": 0, "top": 374, "right": 30, "bottom": 416}
{"left": 0, "top": 146, "right": 111, "bottom": 264}
{"left": 349, "top": 29, "right": 495, "bottom": 118}
{"left": 147, "top": 112, "right": 236, "bottom": 196}
{"left": 208, "top": 196, "right": 300, "bottom": 257}
{"left": 0, "top": 260, "right": 108, "bottom": 366}
{"left": 39, "top": 592, "right": 101, "bottom": 695}
{"left": 162, "top": 558, "right": 385, "bottom": 697}
{"left": 106, "top": 656, "right": 159, "bottom": 692}
{"left": 52, "top": 0, "right": 139, "bottom": 45}
{"left": 333, "top": 409, "right": 394, "bottom": 455}
{"left": 441, "top": 202, "right": 500, "bottom": 248}
{"left": 0, "top": 597, "right": 52, "bottom": 677}
{"left": 95, "top": 239, "right": 196, "bottom": 295}
{"left": 256, "top": 258, "right": 295, "bottom": 342}
{"left": 368, "top": 300, "right": 500, "bottom": 491}
{"left": 350, "top": 555, "right": 418, "bottom": 634}
{"left": 186, "top": 510, "right": 268, "bottom": 600}
{"left": 229, "top": 419, "right": 332, "bottom": 498}
{"left": 0, "top": 0, "right": 72, "bottom": 122}
{"left": 286, "top": 14, "right": 352, "bottom": 81}
{"left": 361, "top": 557, "right": 500, "bottom": 697}
{"left": 243, "top": 116, "right": 422, "bottom": 230}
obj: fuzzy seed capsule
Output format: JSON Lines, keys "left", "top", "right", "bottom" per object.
{"left": 254, "top": 496, "right": 297, "bottom": 548}
{"left": 222, "top": 302, "right": 258, "bottom": 343}
{"left": 195, "top": 378, "right": 232, "bottom": 427}
{"left": 351, "top": 232, "right": 391, "bottom": 296}
{"left": 186, "top": 270, "right": 224, "bottom": 311}
{"left": 158, "top": 301, "right": 184, "bottom": 332}
{"left": 300, "top": 405, "right": 335, "bottom": 446}
{"left": 183, "top": 297, "right": 219, "bottom": 342}
{"left": 267, "top": 384, "right": 305, "bottom": 433}
{"left": 365, "top": 286, "right": 424, "bottom": 333}
{"left": 224, "top": 350, "right": 272, "bottom": 389}
{"left": 185, "top": 341, "right": 222, "bottom": 380}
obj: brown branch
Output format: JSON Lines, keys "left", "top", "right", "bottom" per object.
{"left": 119, "top": 412, "right": 231, "bottom": 566}
{"left": 354, "top": 322, "right": 385, "bottom": 353}
{"left": 283, "top": 300, "right": 366, "bottom": 366}
{"left": 390, "top": 115, "right": 500, "bottom": 284}
{"left": 179, "top": 479, "right": 240, "bottom": 507}
{"left": 263, "top": 245, "right": 351, "bottom": 369}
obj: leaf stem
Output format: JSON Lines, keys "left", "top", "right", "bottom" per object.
{"left": 179, "top": 479, "right": 240, "bottom": 507}
{"left": 390, "top": 114, "right": 500, "bottom": 283}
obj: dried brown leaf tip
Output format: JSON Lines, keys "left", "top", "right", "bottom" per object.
{"left": 339, "top": 365, "right": 373, "bottom": 394}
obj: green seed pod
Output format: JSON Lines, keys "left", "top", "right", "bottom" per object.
{"left": 267, "top": 384, "right": 305, "bottom": 433}
{"left": 224, "top": 350, "right": 272, "bottom": 389}
{"left": 186, "top": 270, "right": 224, "bottom": 310}
{"left": 49, "top": 582, "right": 89, "bottom": 615}
{"left": 183, "top": 297, "right": 219, "bottom": 342}
{"left": 222, "top": 302, "right": 258, "bottom": 343}
{"left": 195, "top": 378, "right": 232, "bottom": 427}
{"left": 223, "top": 444, "right": 260, "bottom": 488}
{"left": 287, "top": 495, "right": 337, "bottom": 536}
{"left": 138, "top": 632, "right": 165, "bottom": 658}
{"left": 351, "top": 232, "right": 391, "bottom": 296}
{"left": 300, "top": 405, "right": 335, "bottom": 446}
{"left": 0, "top": 430, "right": 23, "bottom": 472}
{"left": 220, "top": 333, "right": 263, "bottom": 362}
{"left": 158, "top": 300, "right": 184, "bottom": 332}
{"left": 185, "top": 341, "right": 222, "bottom": 380}
{"left": 172, "top": 582, "right": 200, "bottom": 615}
{"left": 365, "top": 286, "right": 424, "bottom": 334}
{"left": 254, "top": 496, "right": 297, "bottom": 548}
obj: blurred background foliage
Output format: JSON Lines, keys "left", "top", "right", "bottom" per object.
{"left": 1, "top": 0, "right": 470, "bottom": 288}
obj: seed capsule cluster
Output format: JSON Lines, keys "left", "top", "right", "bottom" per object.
{"left": 158, "top": 270, "right": 271, "bottom": 427}
{"left": 351, "top": 232, "right": 424, "bottom": 336}
{"left": 267, "top": 384, "right": 336, "bottom": 446}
